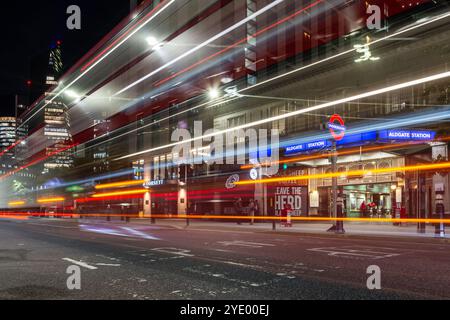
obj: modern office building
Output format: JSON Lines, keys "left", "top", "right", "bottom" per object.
{"left": 41, "top": 41, "right": 73, "bottom": 174}
{"left": 0, "top": 117, "right": 16, "bottom": 163}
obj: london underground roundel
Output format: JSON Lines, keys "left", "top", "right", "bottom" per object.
{"left": 327, "top": 114, "right": 346, "bottom": 141}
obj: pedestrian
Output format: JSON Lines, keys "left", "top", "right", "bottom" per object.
{"left": 234, "top": 198, "right": 243, "bottom": 225}
{"left": 248, "top": 199, "right": 256, "bottom": 225}
{"left": 255, "top": 200, "right": 260, "bottom": 216}
{"left": 360, "top": 201, "right": 367, "bottom": 217}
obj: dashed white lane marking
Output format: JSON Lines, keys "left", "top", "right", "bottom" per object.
{"left": 307, "top": 246, "right": 401, "bottom": 260}
{"left": 95, "top": 263, "right": 121, "bottom": 267}
{"left": 62, "top": 258, "right": 98, "bottom": 270}
{"left": 222, "top": 261, "right": 263, "bottom": 269}
{"left": 217, "top": 240, "right": 276, "bottom": 248}
{"left": 211, "top": 249, "right": 234, "bottom": 253}
{"left": 151, "top": 247, "right": 194, "bottom": 257}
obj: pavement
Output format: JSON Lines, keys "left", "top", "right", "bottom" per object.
{"left": 1, "top": 217, "right": 450, "bottom": 300}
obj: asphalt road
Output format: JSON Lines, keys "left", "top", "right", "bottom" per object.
{"left": 1, "top": 218, "right": 450, "bottom": 300}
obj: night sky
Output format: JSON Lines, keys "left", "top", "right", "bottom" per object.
{"left": 0, "top": 0, "right": 132, "bottom": 116}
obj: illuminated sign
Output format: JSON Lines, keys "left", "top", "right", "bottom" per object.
{"left": 379, "top": 130, "right": 436, "bottom": 141}
{"left": 143, "top": 180, "right": 165, "bottom": 188}
{"left": 225, "top": 174, "right": 240, "bottom": 189}
{"left": 327, "top": 114, "right": 346, "bottom": 141}
{"left": 249, "top": 168, "right": 259, "bottom": 180}
{"left": 285, "top": 140, "right": 330, "bottom": 155}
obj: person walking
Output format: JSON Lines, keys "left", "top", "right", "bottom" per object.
{"left": 234, "top": 198, "right": 243, "bottom": 225}
{"left": 248, "top": 199, "right": 256, "bottom": 225}
{"left": 360, "top": 201, "right": 367, "bottom": 217}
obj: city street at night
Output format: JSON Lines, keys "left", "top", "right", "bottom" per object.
{"left": 1, "top": 217, "right": 449, "bottom": 300}
{"left": 1, "top": 0, "right": 450, "bottom": 307}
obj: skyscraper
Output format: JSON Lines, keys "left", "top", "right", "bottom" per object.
{"left": 0, "top": 117, "right": 16, "bottom": 160}
{"left": 41, "top": 40, "right": 73, "bottom": 175}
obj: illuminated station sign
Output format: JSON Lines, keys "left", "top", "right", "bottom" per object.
{"left": 285, "top": 129, "right": 436, "bottom": 156}
{"left": 378, "top": 130, "right": 436, "bottom": 141}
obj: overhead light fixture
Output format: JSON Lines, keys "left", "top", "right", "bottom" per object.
{"left": 65, "top": 90, "right": 79, "bottom": 98}
{"left": 146, "top": 36, "right": 164, "bottom": 51}
{"left": 146, "top": 36, "right": 159, "bottom": 47}
{"left": 208, "top": 88, "right": 220, "bottom": 99}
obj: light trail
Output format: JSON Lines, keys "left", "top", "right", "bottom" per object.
{"left": 117, "top": 70, "right": 450, "bottom": 160}
{"left": 8, "top": 201, "right": 26, "bottom": 206}
{"left": 37, "top": 197, "right": 66, "bottom": 204}
{"left": 2, "top": 212, "right": 450, "bottom": 225}
{"left": 16, "top": 0, "right": 176, "bottom": 129}
{"left": 113, "top": 0, "right": 286, "bottom": 96}
{"left": 7, "top": 9, "right": 449, "bottom": 161}
{"left": 0, "top": 214, "right": 29, "bottom": 221}
{"left": 154, "top": 0, "right": 324, "bottom": 87}
{"left": 0, "top": 137, "right": 26, "bottom": 159}
{"left": 239, "top": 10, "right": 450, "bottom": 94}
{"left": 80, "top": 0, "right": 172, "bottom": 71}
{"left": 92, "top": 189, "right": 148, "bottom": 198}
{"left": 0, "top": 143, "right": 78, "bottom": 181}
{"left": 95, "top": 180, "right": 146, "bottom": 190}
{"left": 235, "top": 161, "right": 450, "bottom": 185}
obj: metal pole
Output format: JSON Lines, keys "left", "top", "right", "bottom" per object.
{"left": 332, "top": 141, "right": 338, "bottom": 225}
{"left": 326, "top": 141, "right": 338, "bottom": 232}
{"left": 185, "top": 165, "right": 189, "bottom": 227}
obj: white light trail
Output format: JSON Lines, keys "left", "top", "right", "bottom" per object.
{"left": 23, "top": 8, "right": 450, "bottom": 161}
{"left": 239, "top": 10, "right": 450, "bottom": 93}
{"left": 72, "top": 10, "right": 450, "bottom": 157}
{"left": 113, "top": 0, "right": 286, "bottom": 96}
{"left": 116, "top": 70, "right": 450, "bottom": 160}
{"left": 18, "top": 0, "right": 177, "bottom": 129}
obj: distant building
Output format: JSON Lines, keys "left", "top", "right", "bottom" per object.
{"left": 41, "top": 40, "right": 73, "bottom": 174}
{"left": 0, "top": 117, "right": 16, "bottom": 172}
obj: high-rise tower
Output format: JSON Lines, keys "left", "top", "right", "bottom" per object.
{"left": 42, "top": 40, "right": 73, "bottom": 175}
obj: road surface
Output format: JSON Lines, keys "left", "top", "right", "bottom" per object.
{"left": 0, "top": 218, "right": 449, "bottom": 300}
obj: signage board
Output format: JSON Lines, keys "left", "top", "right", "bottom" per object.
{"left": 143, "top": 180, "right": 165, "bottom": 188}
{"left": 270, "top": 185, "right": 308, "bottom": 217}
{"left": 379, "top": 130, "right": 436, "bottom": 141}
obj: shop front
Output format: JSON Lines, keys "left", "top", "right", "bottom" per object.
{"left": 310, "top": 157, "right": 405, "bottom": 217}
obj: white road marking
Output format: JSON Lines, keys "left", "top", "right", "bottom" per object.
{"left": 210, "top": 249, "right": 233, "bottom": 253}
{"left": 222, "top": 261, "right": 263, "bottom": 269}
{"left": 62, "top": 258, "right": 98, "bottom": 270}
{"left": 95, "top": 263, "right": 121, "bottom": 267}
{"left": 217, "top": 240, "right": 276, "bottom": 248}
{"left": 307, "top": 246, "right": 401, "bottom": 259}
{"left": 151, "top": 247, "right": 194, "bottom": 257}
